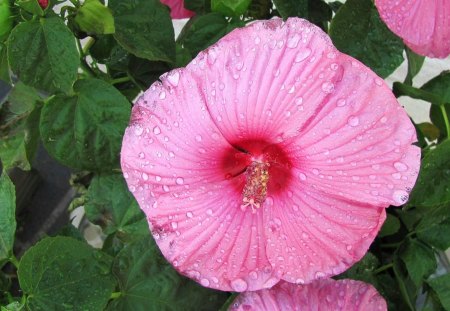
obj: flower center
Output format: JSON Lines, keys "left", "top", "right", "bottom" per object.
{"left": 241, "top": 161, "right": 270, "bottom": 213}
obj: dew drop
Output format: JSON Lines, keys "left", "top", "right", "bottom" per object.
{"left": 167, "top": 71, "right": 180, "bottom": 86}
{"left": 299, "top": 173, "right": 307, "bottom": 181}
{"left": 231, "top": 279, "right": 248, "bottom": 292}
{"left": 155, "top": 176, "right": 162, "bottom": 182}
{"left": 295, "top": 48, "right": 312, "bottom": 62}
{"left": 321, "top": 82, "right": 334, "bottom": 94}
{"left": 195, "top": 135, "right": 202, "bottom": 142}
{"left": 347, "top": 116, "right": 360, "bottom": 127}
{"left": 200, "top": 278, "right": 210, "bottom": 287}
{"left": 176, "top": 177, "right": 184, "bottom": 185}
{"left": 336, "top": 99, "right": 347, "bottom": 107}
{"left": 312, "top": 169, "right": 319, "bottom": 175}
{"left": 287, "top": 34, "right": 301, "bottom": 48}
{"left": 142, "top": 173, "right": 149, "bottom": 181}
{"left": 159, "top": 91, "right": 166, "bottom": 99}
{"left": 186, "top": 212, "right": 193, "bottom": 218}
{"left": 249, "top": 271, "right": 258, "bottom": 280}
{"left": 153, "top": 126, "right": 161, "bottom": 135}
{"left": 171, "top": 222, "right": 178, "bottom": 229}
{"left": 393, "top": 190, "right": 409, "bottom": 204}
{"left": 134, "top": 125, "right": 144, "bottom": 136}
{"left": 254, "top": 36, "right": 261, "bottom": 44}
{"left": 394, "top": 161, "right": 408, "bottom": 172}
{"left": 163, "top": 185, "right": 170, "bottom": 192}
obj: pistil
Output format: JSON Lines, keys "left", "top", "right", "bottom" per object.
{"left": 241, "top": 161, "right": 270, "bottom": 213}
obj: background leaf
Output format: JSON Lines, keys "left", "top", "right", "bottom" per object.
{"left": 18, "top": 236, "right": 116, "bottom": 311}
{"left": 40, "top": 78, "right": 130, "bottom": 171}
{"left": 272, "top": 0, "right": 307, "bottom": 19}
{"left": 74, "top": 0, "right": 115, "bottom": 35}
{"left": 211, "top": 0, "right": 251, "bottom": 16}
{"left": 107, "top": 236, "right": 228, "bottom": 311}
{"left": 408, "top": 139, "right": 450, "bottom": 208}
{"left": 427, "top": 274, "right": 450, "bottom": 311}
{"left": 0, "top": 172, "right": 16, "bottom": 267}
{"left": 109, "top": 0, "right": 175, "bottom": 63}
{"left": 7, "top": 17, "right": 79, "bottom": 94}
{"left": 85, "top": 173, "right": 148, "bottom": 239}
{"left": 329, "top": 0, "right": 404, "bottom": 78}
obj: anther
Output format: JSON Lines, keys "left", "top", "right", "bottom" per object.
{"left": 241, "top": 161, "right": 270, "bottom": 213}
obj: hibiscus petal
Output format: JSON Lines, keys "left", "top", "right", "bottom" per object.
{"left": 160, "top": 0, "right": 194, "bottom": 19}
{"left": 121, "top": 69, "right": 278, "bottom": 291}
{"left": 187, "top": 18, "right": 344, "bottom": 145}
{"left": 230, "top": 279, "right": 387, "bottom": 311}
{"left": 283, "top": 55, "right": 420, "bottom": 207}
{"left": 375, "top": 0, "right": 450, "bottom": 58}
{"left": 264, "top": 183, "right": 385, "bottom": 284}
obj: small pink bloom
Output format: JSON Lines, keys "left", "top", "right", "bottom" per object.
{"left": 121, "top": 18, "right": 420, "bottom": 291}
{"left": 160, "top": 0, "right": 195, "bottom": 19}
{"left": 375, "top": 0, "right": 450, "bottom": 58}
{"left": 229, "top": 279, "right": 387, "bottom": 311}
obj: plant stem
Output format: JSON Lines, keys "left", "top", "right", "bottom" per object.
{"left": 111, "top": 76, "right": 131, "bottom": 85}
{"left": 80, "top": 59, "right": 95, "bottom": 77}
{"left": 373, "top": 263, "right": 393, "bottom": 274}
{"left": 9, "top": 254, "right": 20, "bottom": 269}
{"left": 440, "top": 104, "right": 450, "bottom": 138}
{"left": 82, "top": 37, "right": 96, "bottom": 56}
{"left": 110, "top": 292, "right": 122, "bottom": 300}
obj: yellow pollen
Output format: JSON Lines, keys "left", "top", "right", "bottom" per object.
{"left": 241, "top": 161, "right": 270, "bottom": 213}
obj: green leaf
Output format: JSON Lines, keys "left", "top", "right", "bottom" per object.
{"left": 422, "top": 71, "right": 450, "bottom": 104}
{"left": 7, "top": 82, "right": 40, "bottom": 115}
{"left": 430, "top": 104, "right": 450, "bottom": 141}
{"left": 85, "top": 173, "right": 148, "bottom": 239}
{"left": 379, "top": 213, "right": 401, "bottom": 238}
{"left": 393, "top": 259, "right": 416, "bottom": 311}
{"left": 398, "top": 238, "right": 437, "bottom": 288}
{"left": 0, "top": 172, "right": 15, "bottom": 267}
{"left": 178, "top": 13, "right": 243, "bottom": 58}
{"left": 40, "top": 78, "right": 130, "bottom": 171}
{"left": 211, "top": 0, "right": 251, "bottom": 16}
{"left": 404, "top": 47, "right": 425, "bottom": 85}
{"left": 16, "top": 0, "right": 44, "bottom": 16}
{"left": 394, "top": 82, "right": 445, "bottom": 105}
{"left": 74, "top": 0, "right": 115, "bottom": 35}
{"left": 415, "top": 204, "right": 450, "bottom": 251}
{"left": 1, "top": 301, "right": 25, "bottom": 311}
{"left": 308, "top": 0, "right": 332, "bottom": 28}
{"left": 110, "top": 0, "right": 175, "bottom": 63}
{"left": 185, "top": 0, "right": 211, "bottom": 14}
{"left": 89, "top": 35, "right": 130, "bottom": 71}
{"left": 408, "top": 139, "right": 450, "bottom": 208}
{"left": 336, "top": 252, "right": 379, "bottom": 283}
{"left": 329, "top": 0, "right": 404, "bottom": 78}
{"left": 107, "top": 236, "right": 228, "bottom": 311}
{"left": 247, "top": 0, "right": 271, "bottom": 19}
{"left": 273, "top": 0, "right": 307, "bottom": 19}
{"left": 18, "top": 236, "right": 115, "bottom": 311}
{"left": 0, "top": 103, "right": 42, "bottom": 170}
{"left": 0, "top": 43, "right": 9, "bottom": 83}
{"left": 427, "top": 274, "right": 450, "bottom": 311}
{"left": 7, "top": 17, "right": 79, "bottom": 94}
{"left": 0, "top": 0, "right": 12, "bottom": 41}
{"left": 418, "top": 122, "right": 440, "bottom": 141}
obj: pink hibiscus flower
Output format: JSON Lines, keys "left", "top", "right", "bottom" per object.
{"left": 375, "top": 0, "right": 450, "bottom": 58}
{"left": 160, "top": 0, "right": 194, "bottom": 19}
{"left": 121, "top": 18, "right": 420, "bottom": 291}
{"left": 229, "top": 279, "right": 387, "bottom": 311}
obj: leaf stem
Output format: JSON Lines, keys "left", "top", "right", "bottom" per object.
{"left": 82, "top": 37, "right": 96, "bottom": 56}
{"left": 9, "top": 254, "right": 20, "bottom": 269}
{"left": 111, "top": 76, "right": 131, "bottom": 85}
{"left": 110, "top": 292, "right": 122, "bottom": 300}
{"left": 373, "top": 263, "right": 393, "bottom": 274}
{"left": 440, "top": 104, "right": 450, "bottom": 138}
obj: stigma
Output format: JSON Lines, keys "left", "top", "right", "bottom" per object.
{"left": 241, "top": 161, "right": 270, "bottom": 213}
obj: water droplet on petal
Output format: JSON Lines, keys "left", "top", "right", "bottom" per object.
{"left": 295, "top": 48, "right": 311, "bottom": 62}
{"left": 186, "top": 212, "right": 193, "bottom": 218}
{"left": 167, "top": 71, "right": 180, "bottom": 86}
{"left": 153, "top": 126, "right": 161, "bottom": 135}
{"left": 155, "top": 176, "right": 162, "bottom": 182}
{"left": 142, "top": 173, "right": 149, "bottom": 181}
{"left": 134, "top": 125, "right": 144, "bottom": 136}
{"left": 163, "top": 185, "right": 170, "bottom": 192}
{"left": 159, "top": 91, "right": 166, "bottom": 99}
{"left": 231, "top": 279, "right": 248, "bottom": 292}
{"left": 394, "top": 161, "right": 408, "bottom": 172}
{"left": 299, "top": 173, "right": 307, "bottom": 180}
{"left": 176, "top": 177, "right": 184, "bottom": 185}
{"left": 195, "top": 135, "right": 202, "bottom": 142}
{"left": 347, "top": 116, "right": 360, "bottom": 127}
{"left": 321, "top": 82, "right": 334, "bottom": 93}
{"left": 287, "top": 34, "right": 301, "bottom": 48}
{"left": 200, "top": 278, "right": 210, "bottom": 287}
{"left": 393, "top": 190, "right": 409, "bottom": 204}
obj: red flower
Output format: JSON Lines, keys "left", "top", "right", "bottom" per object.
{"left": 38, "top": 0, "right": 48, "bottom": 9}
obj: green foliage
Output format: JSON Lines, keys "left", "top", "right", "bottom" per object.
{"left": 85, "top": 173, "right": 148, "bottom": 239}
{"left": 109, "top": 0, "right": 176, "bottom": 63}
{"left": 329, "top": 0, "right": 404, "bottom": 78}
{"left": 211, "top": 0, "right": 251, "bottom": 16}
{"left": 7, "top": 17, "right": 80, "bottom": 93}
{"left": 427, "top": 274, "right": 450, "bottom": 311}
{"left": 409, "top": 139, "right": 450, "bottom": 208}
{"left": 0, "top": 0, "right": 12, "bottom": 41}
{"left": 18, "top": 237, "right": 116, "bottom": 310}
{"left": 16, "top": 0, "right": 45, "bottom": 16}
{"left": 378, "top": 213, "right": 401, "bottom": 238}
{"left": 273, "top": 0, "right": 307, "bottom": 19}
{"left": 107, "top": 236, "right": 228, "bottom": 311}
{"left": 74, "top": 0, "right": 115, "bottom": 35}
{"left": 0, "top": 172, "right": 15, "bottom": 267}
{"left": 40, "top": 78, "right": 130, "bottom": 171}
{"left": 404, "top": 47, "right": 425, "bottom": 85}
